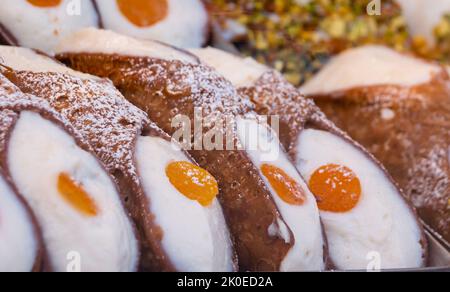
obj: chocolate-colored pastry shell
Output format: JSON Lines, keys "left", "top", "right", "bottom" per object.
{"left": 238, "top": 70, "right": 428, "bottom": 266}
{"left": 57, "top": 52, "right": 299, "bottom": 271}
{"left": 310, "top": 70, "right": 450, "bottom": 245}
{"left": 0, "top": 67, "right": 179, "bottom": 271}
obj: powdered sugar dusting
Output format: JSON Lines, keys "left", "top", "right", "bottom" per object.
{"left": 5, "top": 70, "right": 150, "bottom": 182}
{"left": 60, "top": 53, "right": 256, "bottom": 141}
{"left": 127, "top": 58, "right": 253, "bottom": 119}
{"left": 0, "top": 109, "right": 17, "bottom": 155}
{"left": 0, "top": 73, "right": 54, "bottom": 114}
{"left": 311, "top": 71, "right": 450, "bottom": 241}
{"left": 411, "top": 145, "right": 449, "bottom": 205}
{"left": 0, "top": 73, "right": 93, "bottom": 153}
{"left": 407, "top": 139, "right": 450, "bottom": 236}
{"left": 240, "top": 71, "right": 350, "bottom": 154}
{"left": 58, "top": 52, "right": 304, "bottom": 270}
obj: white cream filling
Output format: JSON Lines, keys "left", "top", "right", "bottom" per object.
{"left": 190, "top": 47, "right": 269, "bottom": 87}
{"left": 267, "top": 218, "right": 291, "bottom": 244}
{"left": 135, "top": 136, "right": 234, "bottom": 272}
{"left": 236, "top": 118, "right": 324, "bottom": 271}
{"left": 300, "top": 45, "right": 441, "bottom": 95}
{"left": 295, "top": 129, "right": 424, "bottom": 270}
{"left": 95, "top": 0, "right": 208, "bottom": 48}
{"left": 396, "top": 0, "right": 450, "bottom": 44}
{"left": 0, "top": 46, "right": 94, "bottom": 80}
{"left": 0, "top": 174, "right": 38, "bottom": 272}
{"left": 8, "top": 111, "right": 138, "bottom": 272}
{"left": 0, "top": 0, "right": 98, "bottom": 53}
{"left": 55, "top": 28, "right": 197, "bottom": 63}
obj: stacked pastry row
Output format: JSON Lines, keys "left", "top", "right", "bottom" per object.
{"left": 195, "top": 45, "right": 450, "bottom": 246}
{"left": 301, "top": 46, "right": 450, "bottom": 245}
{"left": 0, "top": 29, "right": 428, "bottom": 272}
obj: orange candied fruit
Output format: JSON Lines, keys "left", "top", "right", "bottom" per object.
{"left": 166, "top": 161, "right": 219, "bottom": 207}
{"left": 117, "top": 0, "right": 168, "bottom": 27}
{"left": 57, "top": 173, "right": 98, "bottom": 217}
{"left": 309, "top": 164, "right": 361, "bottom": 213}
{"left": 27, "top": 0, "right": 62, "bottom": 7}
{"left": 261, "top": 164, "right": 306, "bottom": 206}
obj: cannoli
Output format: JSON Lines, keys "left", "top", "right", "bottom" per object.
{"left": 300, "top": 45, "right": 450, "bottom": 245}
{"left": 0, "top": 0, "right": 99, "bottom": 53}
{"left": 0, "top": 73, "right": 138, "bottom": 272}
{"left": 0, "top": 46, "right": 236, "bottom": 272}
{"left": 0, "top": 164, "right": 43, "bottom": 272}
{"left": 94, "top": 0, "right": 209, "bottom": 48}
{"left": 190, "top": 47, "right": 427, "bottom": 270}
{"left": 55, "top": 28, "right": 327, "bottom": 271}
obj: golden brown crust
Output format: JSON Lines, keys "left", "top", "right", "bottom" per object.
{"left": 0, "top": 68, "right": 178, "bottom": 271}
{"left": 0, "top": 75, "right": 68, "bottom": 272}
{"left": 57, "top": 52, "right": 295, "bottom": 271}
{"left": 238, "top": 70, "right": 428, "bottom": 266}
{"left": 239, "top": 71, "right": 327, "bottom": 157}
{"left": 311, "top": 70, "right": 450, "bottom": 245}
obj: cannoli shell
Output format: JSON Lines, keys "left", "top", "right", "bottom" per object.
{"left": 0, "top": 64, "right": 237, "bottom": 271}
{"left": 57, "top": 53, "right": 297, "bottom": 271}
{"left": 310, "top": 70, "right": 450, "bottom": 244}
{"left": 0, "top": 73, "right": 90, "bottom": 272}
{"left": 237, "top": 70, "right": 429, "bottom": 264}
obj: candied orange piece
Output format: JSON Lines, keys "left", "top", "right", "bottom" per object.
{"left": 117, "top": 0, "right": 168, "bottom": 27}
{"left": 27, "top": 0, "right": 62, "bottom": 7}
{"left": 261, "top": 164, "right": 306, "bottom": 205}
{"left": 166, "top": 161, "right": 219, "bottom": 207}
{"left": 309, "top": 164, "right": 361, "bottom": 213}
{"left": 57, "top": 173, "right": 98, "bottom": 217}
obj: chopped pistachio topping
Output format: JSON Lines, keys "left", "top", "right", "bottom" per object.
{"left": 209, "top": 0, "right": 450, "bottom": 86}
